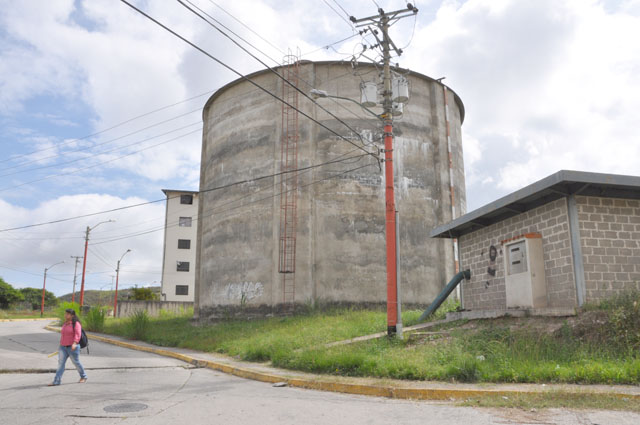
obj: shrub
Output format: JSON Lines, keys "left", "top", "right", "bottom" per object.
{"left": 84, "top": 306, "right": 107, "bottom": 332}
{"left": 0, "top": 278, "right": 24, "bottom": 309}
{"left": 126, "top": 310, "right": 150, "bottom": 340}
{"left": 56, "top": 301, "right": 81, "bottom": 325}
{"left": 605, "top": 291, "right": 640, "bottom": 352}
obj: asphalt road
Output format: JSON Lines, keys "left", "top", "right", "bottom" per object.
{"left": 1, "top": 321, "right": 638, "bottom": 425}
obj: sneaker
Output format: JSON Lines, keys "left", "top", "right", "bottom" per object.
{"left": 47, "top": 383, "right": 59, "bottom": 386}
{"left": 78, "top": 378, "right": 87, "bottom": 383}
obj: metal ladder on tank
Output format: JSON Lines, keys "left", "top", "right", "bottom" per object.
{"left": 278, "top": 51, "right": 300, "bottom": 305}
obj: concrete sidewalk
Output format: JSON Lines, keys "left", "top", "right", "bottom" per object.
{"left": 44, "top": 324, "right": 640, "bottom": 403}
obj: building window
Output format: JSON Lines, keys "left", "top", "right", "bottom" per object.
{"left": 178, "top": 239, "right": 191, "bottom": 249}
{"left": 176, "top": 261, "right": 190, "bottom": 272}
{"left": 180, "top": 194, "right": 193, "bottom": 205}
{"left": 178, "top": 217, "right": 192, "bottom": 227}
{"left": 175, "top": 285, "right": 189, "bottom": 295}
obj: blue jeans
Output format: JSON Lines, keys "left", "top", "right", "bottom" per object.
{"left": 53, "top": 345, "right": 87, "bottom": 385}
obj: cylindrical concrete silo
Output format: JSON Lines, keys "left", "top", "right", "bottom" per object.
{"left": 195, "top": 61, "right": 465, "bottom": 318}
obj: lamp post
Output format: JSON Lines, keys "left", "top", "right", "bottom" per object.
{"left": 42, "top": 261, "right": 64, "bottom": 317}
{"left": 310, "top": 89, "right": 382, "bottom": 120}
{"left": 113, "top": 249, "right": 131, "bottom": 318}
{"left": 79, "top": 219, "right": 115, "bottom": 307}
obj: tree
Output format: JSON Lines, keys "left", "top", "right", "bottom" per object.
{"left": 20, "top": 287, "right": 58, "bottom": 310}
{"left": 0, "top": 277, "right": 25, "bottom": 309}
{"left": 130, "top": 286, "right": 158, "bottom": 301}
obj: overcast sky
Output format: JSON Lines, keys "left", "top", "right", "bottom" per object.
{"left": 1, "top": 0, "right": 639, "bottom": 296}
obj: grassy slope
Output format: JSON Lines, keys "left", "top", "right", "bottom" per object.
{"left": 101, "top": 294, "right": 640, "bottom": 385}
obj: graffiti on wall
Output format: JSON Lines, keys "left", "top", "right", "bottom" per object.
{"left": 223, "top": 282, "right": 264, "bottom": 303}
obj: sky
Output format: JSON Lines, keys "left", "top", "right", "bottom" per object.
{"left": 1, "top": 0, "right": 639, "bottom": 296}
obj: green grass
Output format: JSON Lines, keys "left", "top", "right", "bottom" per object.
{"left": 0, "top": 310, "right": 56, "bottom": 319}
{"left": 103, "top": 306, "right": 437, "bottom": 360}
{"left": 275, "top": 323, "right": 640, "bottom": 384}
{"left": 459, "top": 392, "right": 640, "bottom": 412}
{"left": 99, "top": 293, "right": 640, "bottom": 385}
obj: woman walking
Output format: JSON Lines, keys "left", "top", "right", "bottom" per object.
{"left": 49, "top": 308, "right": 88, "bottom": 386}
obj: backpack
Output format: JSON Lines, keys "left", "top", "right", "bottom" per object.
{"left": 72, "top": 318, "right": 90, "bottom": 354}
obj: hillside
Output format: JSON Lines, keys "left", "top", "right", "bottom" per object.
{"left": 58, "top": 286, "right": 162, "bottom": 306}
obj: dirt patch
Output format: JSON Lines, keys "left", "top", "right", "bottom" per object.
{"left": 407, "top": 312, "right": 612, "bottom": 346}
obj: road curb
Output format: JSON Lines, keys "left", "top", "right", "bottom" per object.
{"left": 44, "top": 325, "right": 640, "bottom": 402}
{"left": 0, "top": 318, "right": 56, "bottom": 322}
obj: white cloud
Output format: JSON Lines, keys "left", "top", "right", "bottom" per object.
{"left": 0, "top": 194, "right": 165, "bottom": 295}
{"left": 404, "top": 0, "right": 640, "bottom": 207}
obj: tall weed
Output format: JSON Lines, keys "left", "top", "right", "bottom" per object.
{"left": 84, "top": 306, "right": 107, "bottom": 332}
{"left": 126, "top": 310, "right": 150, "bottom": 340}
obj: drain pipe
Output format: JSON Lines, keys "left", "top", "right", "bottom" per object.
{"left": 418, "top": 269, "right": 471, "bottom": 323}
{"left": 395, "top": 209, "right": 403, "bottom": 338}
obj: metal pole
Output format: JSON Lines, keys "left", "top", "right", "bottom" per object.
{"left": 381, "top": 15, "right": 398, "bottom": 336}
{"left": 114, "top": 260, "right": 120, "bottom": 318}
{"left": 395, "top": 209, "right": 402, "bottom": 338}
{"left": 71, "top": 256, "right": 82, "bottom": 304}
{"left": 113, "top": 249, "right": 130, "bottom": 318}
{"left": 79, "top": 226, "right": 89, "bottom": 307}
{"left": 79, "top": 220, "right": 114, "bottom": 308}
{"left": 41, "top": 268, "right": 47, "bottom": 317}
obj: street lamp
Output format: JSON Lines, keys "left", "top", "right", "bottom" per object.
{"left": 113, "top": 249, "right": 131, "bottom": 318}
{"left": 42, "top": 261, "right": 64, "bottom": 317}
{"left": 310, "top": 89, "right": 383, "bottom": 120}
{"left": 79, "top": 219, "right": 115, "bottom": 307}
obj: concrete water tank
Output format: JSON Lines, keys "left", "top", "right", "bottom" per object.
{"left": 195, "top": 61, "right": 466, "bottom": 318}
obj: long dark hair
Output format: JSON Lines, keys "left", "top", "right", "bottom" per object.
{"left": 66, "top": 308, "right": 80, "bottom": 325}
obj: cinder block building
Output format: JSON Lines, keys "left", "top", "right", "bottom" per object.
{"left": 431, "top": 171, "right": 640, "bottom": 311}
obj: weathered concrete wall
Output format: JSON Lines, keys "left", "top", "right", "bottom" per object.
{"left": 459, "top": 198, "right": 576, "bottom": 310}
{"left": 196, "top": 61, "right": 466, "bottom": 318}
{"left": 576, "top": 196, "right": 640, "bottom": 301}
{"left": 117, "top": 301, "right": 194, "bottom": 318}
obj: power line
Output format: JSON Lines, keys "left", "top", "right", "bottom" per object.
{"left": 179, "top": 0, "right": 377, "bottom": 152}
{"left": 90, "top": 151, "right": 370, "bottom": 244}
{"left": 119, "top": 0, "right": 377, "bottom": 162}
{"left": 206, "top": 0, "right": 286, "bottom": 55}
{"left": 0, "top": 121, "right": 201, "bottom": 178}
{"left": 2, "top": 108, "right": 200, "bottom": 173}
{"left": 88, "top": 150, "right": 367, "bottom": 244}
{"left": 181, "top": 2, "right": 378, "bottom": 136}
{"left": 322, "top": 0, "right": 356, "bottom": 31}
{"left": 0, "top": 149, "right": 370, "bottom": 233}
{"left": 1, "top": 92, "right": 211, "bottom": 165}
{"left": 0, "top": 127, "right": 202, "bottom": 192}
{"left": 299, "top": 33, "right": 360, "bottom": 57}
{"left": 0, "top": 264, "right": 69, "bottom": 283}
{"left": 91, "top": 160, "right": 376, "bottom": 246}
{"left": 331, "top": 0, "right": 352, "bottom": 19}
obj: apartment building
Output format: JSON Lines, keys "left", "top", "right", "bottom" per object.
{"left": 160, "top": 189, "right": 198, "bottom": 301}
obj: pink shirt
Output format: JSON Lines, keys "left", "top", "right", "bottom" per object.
{"left": 60, "top": 320, "right": 82, "bottom": 346}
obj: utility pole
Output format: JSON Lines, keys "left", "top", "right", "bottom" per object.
{"left": 79, "top": 219, "right": 114, "bottom": 307}
{"left": 42, "top": 261, "right": 64, "bottom": 317}
{"left": 70, "top": 255, "right": 83, "bottom": 304}
{"left": 113, "top": 249, "right": 131, "bottom": 318}
{"left": 350, "top": 4, "right": 418, "bottom": 336}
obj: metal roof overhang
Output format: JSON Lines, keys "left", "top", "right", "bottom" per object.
{"left": 161, "top": 189, "right": 198, "bottom": 195}
{"left": 430, "top": 170, "right": 640, "bottom": 239}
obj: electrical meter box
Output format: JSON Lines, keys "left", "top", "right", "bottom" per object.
{"left": 503, "top": 234, "right": 547, "bottom": 309}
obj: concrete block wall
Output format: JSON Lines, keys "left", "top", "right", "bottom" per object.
{"left": 117, "top": 301, "right": 194, "bottom": 318}
{"left": 576, "top": 196, "right": 640, "bottom": 301}
{"left": 459, "top": 198, "right": 576, "bottom": 310}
